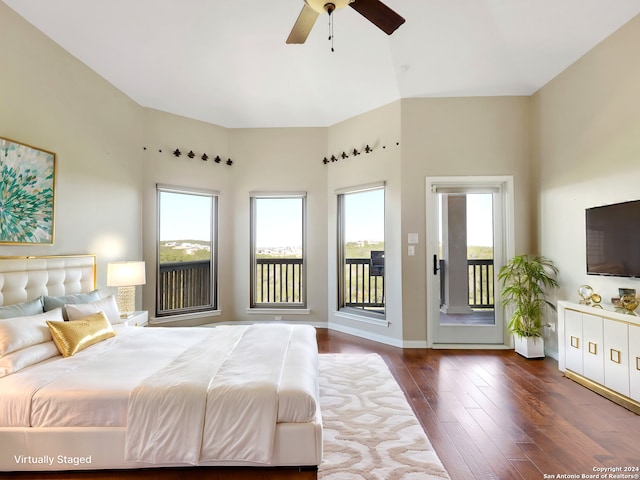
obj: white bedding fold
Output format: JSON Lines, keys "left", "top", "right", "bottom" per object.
{"left": 200, "top": 323, "right": 295, "bottom": 464}
{"left": 124, "top": 326, "right": 248, "bottom": 465}
{"left": 125, "top": 323, "right": 316, "bottom": 466}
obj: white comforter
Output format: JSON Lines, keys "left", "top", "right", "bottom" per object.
{"left": 0, "top": 323, "right": 319, "bottom": 466}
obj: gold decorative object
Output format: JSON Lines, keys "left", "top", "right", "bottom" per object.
{"left": 620, "top": 293, "right": 639, "bottom": 315}
{"left": 614, "top": 288, "right": 638, "bottom": 315}
{"left": 578, "top": 285, "right": 594, "bottom": 304}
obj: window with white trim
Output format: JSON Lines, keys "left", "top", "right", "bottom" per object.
{"left": 156, "top": 185, "right": 218, "bottom": 317}
{"left": 337, "top": 184, "right": 385, "bottom": 317}
{"left": 250, "top": 193, "right": 306, "bottom": 308}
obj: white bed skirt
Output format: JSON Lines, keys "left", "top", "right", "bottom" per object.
{"left": 0, "top": 409, "right": 322, "bottom": 471}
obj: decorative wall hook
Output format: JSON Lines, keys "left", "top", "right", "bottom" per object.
{"left": 322, "top": 139, "right": 397, "bottom": 166}
{"left": 169, "top": 148, "right": 232, "bottom": 166}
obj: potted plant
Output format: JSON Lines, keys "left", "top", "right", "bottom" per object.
{"left": 498, "top": 254, "right": 559, "bottom": 358}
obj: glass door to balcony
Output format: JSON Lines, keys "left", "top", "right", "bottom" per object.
{"left": 426, "top": 177, "right": 514, "bottom": 346}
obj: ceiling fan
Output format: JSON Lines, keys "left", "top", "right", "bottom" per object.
{"left": 286, "top": 0, "right": 405, "bottom": 44}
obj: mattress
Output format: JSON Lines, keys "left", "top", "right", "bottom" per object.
{"left": 0, "top": 323, "right": 322, "bottom": 469}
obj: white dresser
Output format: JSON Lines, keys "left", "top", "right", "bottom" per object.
{"left": 558, "top": 301, "right": 640, "bottom": 414}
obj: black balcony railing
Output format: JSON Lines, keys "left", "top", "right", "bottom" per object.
{"left": 468, "top": 259, "right": 494, "bottom": 309}
{"left": 158, "top": 260, "right": 211, "bottom": 314}
{"left": 437, "top": 259, "right": 495, "bottom": 309}
{"left": 158, "top": 258, "right": 491, "bottom": 314}
{"left": 344, "top": 258, "right": 385, "bottom": 310}
{"left": 254, "top": 258, "right": 303, "bottom": 304}
{"left": 159, "top": 257, "right": 387, "bottom": 313}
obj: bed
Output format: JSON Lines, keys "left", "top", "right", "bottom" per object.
{"left": 0, "top": 255, "right": 322, "bottom": 472}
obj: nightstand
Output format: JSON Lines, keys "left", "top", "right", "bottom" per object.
{"left": 120, "top": 311, "right": 148, "bottom": 327}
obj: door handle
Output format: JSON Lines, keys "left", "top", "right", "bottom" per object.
{"left": 433, "top": 255, "right": 440, "bottom": 275}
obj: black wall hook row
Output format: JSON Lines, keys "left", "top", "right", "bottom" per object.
{"left": 170, "top": 148, "right": 231, "bottom": 165}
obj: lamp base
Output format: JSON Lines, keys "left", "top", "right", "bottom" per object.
{"left": 116, "top": 285, "right": 136, "bottom": 318}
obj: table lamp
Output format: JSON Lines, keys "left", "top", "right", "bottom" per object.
{"left": 107, "top": 261, "right": 146, "bottom": 318}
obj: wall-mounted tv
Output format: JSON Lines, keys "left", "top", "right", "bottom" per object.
{"left": 586, "top": 199, "right": 640, "bottom": 278}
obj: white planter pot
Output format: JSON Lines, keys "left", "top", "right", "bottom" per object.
{"left": 513, "top": 335, "right": 545, "bottom": 358}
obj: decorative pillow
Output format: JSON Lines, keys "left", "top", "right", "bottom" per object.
{"left": 65, "top": 295, "right": 122, "bottom": 325}
{"left": 43, "top": 290, "right": 100, "bottom": 320}
{"left": 0, "top": 308, "right": 63, "bottom": 356}
{"left": 47, "top": 312, "right": 116, "bottom": 358}
{"left": 0, "top": 297, "right": 45, "bottom": 319}
{"left": 0, "top": 341, "right": 60, "bottom": 378}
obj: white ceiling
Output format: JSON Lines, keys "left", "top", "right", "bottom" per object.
{"left": 4, "top": 0, "right": 640, "bottom": 128}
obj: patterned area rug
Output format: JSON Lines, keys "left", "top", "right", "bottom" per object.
{"left": 318, "top": 354, "right": 451, "bottom": 480}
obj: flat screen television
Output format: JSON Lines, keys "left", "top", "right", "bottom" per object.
{"left": 586, "top": 199, "right": 640, "bottom": 278}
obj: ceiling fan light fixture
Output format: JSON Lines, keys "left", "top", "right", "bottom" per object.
{"left": 288, "top": 0, "right": 403, "bottom": 45}
{"left": 305, "top": 0, "right": 352, "bottom": 14}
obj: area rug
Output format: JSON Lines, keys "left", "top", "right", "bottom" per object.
{"left": 318, "top": 354, "right": 451, "bottom": 480}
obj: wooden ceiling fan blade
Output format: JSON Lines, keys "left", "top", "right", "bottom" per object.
{"left": 286, "top": 4, "right": 320, "bottom": 44}
{"left": 349, "top": 0, "right": 405, "bottom": 35}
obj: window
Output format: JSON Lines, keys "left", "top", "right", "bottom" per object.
{"left": 156, "top": 185, "right": 218, "bottom": 317}
{"left": 337, "top": 184, "right": 385, "bottom": 316}
{"left": 250, "top": 193, "right": 306, "bottom": 308}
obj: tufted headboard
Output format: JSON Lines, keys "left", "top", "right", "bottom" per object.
{"left": 0, "top": 255, "right": 96, "bottom": 307}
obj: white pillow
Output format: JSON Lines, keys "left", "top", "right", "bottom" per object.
{"left": 0, "top": 308, "right": 64, "bottom": 357}
{"left": 0, "top": 341, "right": 60, "bottom": 378}
{"left": 65, "top": 295, "right": 122, "bottom": 325}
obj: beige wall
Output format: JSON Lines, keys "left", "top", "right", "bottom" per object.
{"left": 533, "top": 14, "right": 640, "bottom": 357}
{"left": 326, "top": 101, "right": 404, "bottom": 345}
{"left": 400, "top": 97, "right": 531, "bottom": 343}
{"left": 140, "top": 113, "right": 329, "bottom": 326}
{"left": 228, "top": 127, "right": 328, "bottom": 325}
{"left": 140, "top": 109, "right": 231, "bottom": 324}
{"left": 0, "top": 2, "right": 144, "bottom": 299}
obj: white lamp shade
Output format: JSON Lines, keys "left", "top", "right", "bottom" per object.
{"left": 107, "top": 261, "right": 146, "bottom": 287}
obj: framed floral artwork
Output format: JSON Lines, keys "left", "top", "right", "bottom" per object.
{"left": 0, "top": 137, "right": 56, "bottom": 244}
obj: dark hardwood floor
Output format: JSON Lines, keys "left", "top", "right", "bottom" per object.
{"left": 4, "top": 328, "right": 640, "bottom": 480}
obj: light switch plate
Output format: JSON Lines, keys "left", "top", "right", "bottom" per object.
{"left": 408, "top": 233, "right": 419, "bottom": 244}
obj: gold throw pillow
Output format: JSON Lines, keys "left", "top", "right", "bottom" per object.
{"left": 47, "top": 311, "right": 116, "bottom": 357}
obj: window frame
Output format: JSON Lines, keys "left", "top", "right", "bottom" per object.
{"left": 249, "top": 192, "right": 307, "bottom": 310}
{"left": 156, "top": 184, "right": 219, "bottom": 318}
{"left": 337, "top": 182, "right": 386, "bottom": 318}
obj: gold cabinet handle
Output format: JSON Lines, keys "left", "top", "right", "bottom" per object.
{"left": 610, "top": 349, "right": 621, "bottom": 364}
{"left": 588, "top": 342, "right": 597, "bottom": 355}
{"left": 570, "top": 336, "right": 580, "bottom": 348}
